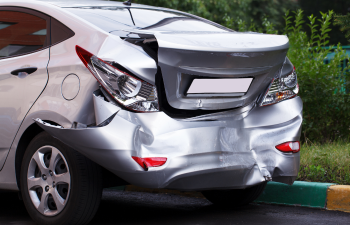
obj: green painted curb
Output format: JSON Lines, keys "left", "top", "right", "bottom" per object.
{"left": 255, "top": 181, "right": 335, "bottom": 208}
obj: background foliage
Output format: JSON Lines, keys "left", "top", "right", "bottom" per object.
{"left": 132, "top": 0, "right": 297, "bottom": 33}
{"left": 299, "top": 0, "right": 350, "bottom": 45}
{"left": 132, "top": 0, "right": 350, "bottom": 44}
{"left": 284, "top": 10, "right": 350, "bottom": 142}
{"left": 128, "top": 1, "right": 350, "bottom": 143}
{"left": 334, "top": 13, "right": 350, "bottom": 43}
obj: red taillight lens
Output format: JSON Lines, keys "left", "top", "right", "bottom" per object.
{"left": 75, "top": 45, "right": 159, "bottom": 112}
{"left": 275, "top": 141, "right": 300, "bottom": 153}
{"left": 132, "top": 156, "right": 167, "bottom": 171}
{"left": 76, "top": 45, "right": 93, "bottom": 67}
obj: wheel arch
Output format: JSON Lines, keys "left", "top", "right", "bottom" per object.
{"left": 15, "top": 120, "right": 61, "bottom": 189}
{"left": 15, "top": 121, "right": 129, "bottom": 190}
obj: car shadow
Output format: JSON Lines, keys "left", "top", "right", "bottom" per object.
{"left": 0, "top": 191, "right": 35, "bottom": 225}
{"left": 90, "top": 190, "right": 273, "bottom": 225}
{"left": 0, "top": 189, "right": 348, "bottom": 225}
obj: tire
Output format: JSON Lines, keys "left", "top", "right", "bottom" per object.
{"left": 201, "top": 182, "right": 267, "bottom": 207}
{"left": 20, "top": 131, "right": 103, "bottom": 225}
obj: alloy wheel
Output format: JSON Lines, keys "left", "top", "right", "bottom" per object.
{"left": 27, "top": 145, "right": 71, "bottom": 216}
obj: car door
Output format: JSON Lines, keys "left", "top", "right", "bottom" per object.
{"left": 0, "top": 7, "right": 50, "bottom": 169}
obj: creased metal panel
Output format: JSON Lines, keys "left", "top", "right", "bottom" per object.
{"left": 36, "top": 116, "right": 140, "bottom": 173}
{"left": 93, "top": 91, "right": 120, "bottom": 125}
{"left": 97, "top": 35, "right": 157, "bottom": 85}
{"left": 36, "top": 94, "right": 302, "bottom": 191}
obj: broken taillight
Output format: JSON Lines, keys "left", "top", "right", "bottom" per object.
{"left": 76, "top": 45, "right": 159, "bottom": 112}
{"left": 132, "top": 156, "right": 167, "bottom": 171}
{"left": 275, "top": 141, "right": 300, "bottom": 153}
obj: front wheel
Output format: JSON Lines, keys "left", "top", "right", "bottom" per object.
{"left": 20, "top": 131, "right": 103, "bottom": 225}
{"left": 201, "top": 182, "right": 267, "bottom": 207}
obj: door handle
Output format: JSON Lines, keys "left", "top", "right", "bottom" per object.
{"left": 11, "top": 67, "right": 37, "bottom": 76}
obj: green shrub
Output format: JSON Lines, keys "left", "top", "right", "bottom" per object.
{"left": 131, "top": 0, "right": 297, "bottom": 32}
{"left": 224, "top": 10, "right": 350, "bottom": 143}
{"left": 334, "top": 13, "right": 350, "bottom": 42}
{"left": 232, "top": 10, "right": 350, "bottom": 142}
{"left": 285, "top": 10, "right": 350, "bottom": 142}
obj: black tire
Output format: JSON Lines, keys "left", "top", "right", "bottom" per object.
{"left": 20, "top": 131, "right": 103, "bottom": 225}
{"left": 201, "top": 182, "right": 267, "bottom": 207}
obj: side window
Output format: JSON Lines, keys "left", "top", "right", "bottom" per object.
{"left": 51, "top": 17, "right": 75, "bottom": 46}
{"left": 0, "top": 10, "right": 48, "bottom": 59}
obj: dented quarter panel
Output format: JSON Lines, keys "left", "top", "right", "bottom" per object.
{"left": 0, "top": 0, "right": 156, "bottom": 189}
{"left": 97, "top": 36, "right": 158, "bottom": 85}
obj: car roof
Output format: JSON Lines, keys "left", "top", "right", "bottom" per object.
{"left": 35, "top": 0, "right": 156, "bottom": 9}
{"left": 0, "top": 0, "right": 232, "bottom": 34}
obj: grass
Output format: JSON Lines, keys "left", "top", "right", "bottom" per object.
{"left": 297, "top": 140, "right": 350, "bottom": 185}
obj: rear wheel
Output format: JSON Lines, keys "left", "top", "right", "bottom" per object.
{"left": 20, "top": 131, "right": 102, "bottom": 225}
{"left": 201, "top": 182, "right": 267, "bottom": 207}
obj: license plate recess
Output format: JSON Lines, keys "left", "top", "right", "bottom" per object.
{"left": 186, "top": 78, "right": 253, "bottom": 97}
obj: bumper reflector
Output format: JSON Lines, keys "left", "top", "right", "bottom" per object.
{"left": 275, "top": 141, "right": 300, "bottom": 153}
{"left": 132, "top": 156, "right": 167, "bottom": 171}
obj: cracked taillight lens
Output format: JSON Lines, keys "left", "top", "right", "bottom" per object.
{"left": 76, "top": 45, "right": 159, "bottom": 112}
{"left": 261, "top": 63, "right": 299, "bottom": 107}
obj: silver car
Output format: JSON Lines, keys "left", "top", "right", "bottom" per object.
{"left": 0, "top": 0, "right": 302, "bottom": 224}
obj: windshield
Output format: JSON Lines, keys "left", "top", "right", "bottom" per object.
{"left": 65, "top": 7, "right": 229, "bottom": 32}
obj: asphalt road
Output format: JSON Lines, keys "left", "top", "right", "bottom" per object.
{"left": 1, "top": 189, "right": 349, "bottom": 225}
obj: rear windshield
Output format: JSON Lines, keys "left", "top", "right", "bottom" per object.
{"left": 65, "top": 7, "right": 228, "bottom": 32}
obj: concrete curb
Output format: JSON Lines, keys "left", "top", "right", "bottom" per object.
{"left": 115, "top": 181, "right": 350, "bottom": 213}
{"left": 327, "top": 185, "right": 350, "bottom": 213}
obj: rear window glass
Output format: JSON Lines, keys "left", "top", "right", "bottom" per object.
{"left": 65, "top": 7, "right": 228, "bottom": 32}
{"left": 0, "top": 11, "right": 47, "bottom": 58}
{"left": 130, "top": 8, "right": 189, "bottom": 28}
{"left": 66, "top": 8, "right": 135, "bottom": 32}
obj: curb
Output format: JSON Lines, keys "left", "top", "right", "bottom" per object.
{"left": 255, "top": 181, "right": 335, "bottom": 208}
{"left": 115, "top": 181, "right": 350, "bottom": 213}
{"left": 327, "top": 185, "right": 350, "bottom": 212}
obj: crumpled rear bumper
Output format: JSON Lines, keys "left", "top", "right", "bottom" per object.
{"left": 36, "top": 94, "right": 302, "bottom": 191}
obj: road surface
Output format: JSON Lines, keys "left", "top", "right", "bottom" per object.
{"left": 0, "top": 189, "right": 349, "bottom": 225}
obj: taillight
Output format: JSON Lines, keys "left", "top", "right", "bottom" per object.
{"left": 275, "top": 141, "right": 300, "bottom": 153}
{"left": 132, "top": 156, "right": 167, "bottom": 171}
{"left": 261, "top": 61, "right": 299, "bottom": 106}
{"left": 76, "top": 45, "right": 159, "bottom": 112}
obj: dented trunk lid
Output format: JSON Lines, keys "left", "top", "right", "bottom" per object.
{"left": 153, "top": 31, "right": 289, "bottom": 110}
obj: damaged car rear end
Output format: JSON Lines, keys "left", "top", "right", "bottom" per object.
{"left": 38, "top": 2, "right": 301, "bottom": 197}
{"left": 0, "top": 1, "right": 301, "bottom": 224}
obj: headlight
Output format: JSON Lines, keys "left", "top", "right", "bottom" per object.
{"left": 260, "top": 61, "right": 299, "bottom": 106}
{"left": 76, "top": 45, "right": 159, "bottom": 112}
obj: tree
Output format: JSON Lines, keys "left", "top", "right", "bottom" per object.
{"left": 130, "top": 0, "right": 297, "bottom": 32}
{"left": 334, "top": 13, "right": 350, "bottom": 43}
{"left": 299, "top": 0, "right": 350, "bottom": 45}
